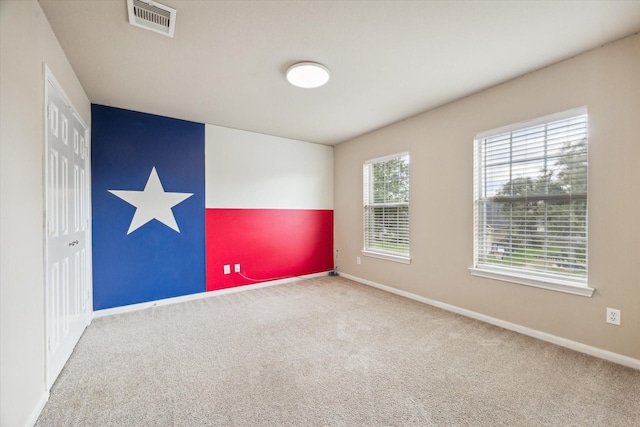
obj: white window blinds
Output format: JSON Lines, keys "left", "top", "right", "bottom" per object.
{"left": 364, "top": 153, "right": 410, "bottom": 259}
{"left": 474, "top": 109, "right": 588, "bottom": 285}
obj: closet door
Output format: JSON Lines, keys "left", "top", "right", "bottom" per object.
{"left": 45, "top": 70, "right": 91, "bottom": 389}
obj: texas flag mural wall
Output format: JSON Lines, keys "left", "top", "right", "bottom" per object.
{"left": 92, "top": 105, "right": 333, "bottom": 310}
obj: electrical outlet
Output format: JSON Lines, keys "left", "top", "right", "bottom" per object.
{"left": 234, "top": 264, "right": 240, "bottom": 273}
{"left": 223, "top": 265, "right": 230, "bottom": 275}
{"left": 356, "top": 256, "right": 361, "bottom": 265}
{"left": 606, "top": 308, "right": 621, "bottom": 325}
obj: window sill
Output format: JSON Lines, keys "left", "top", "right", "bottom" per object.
{"left": 469, "top": 266, "right": 594, "bottom": 297}
{"left": 362, "top": 250, "right": 411, "bottom": 265}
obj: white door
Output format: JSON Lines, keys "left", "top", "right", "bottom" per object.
{"left": 45, "top": 69, "right": 91, "bottom": 389}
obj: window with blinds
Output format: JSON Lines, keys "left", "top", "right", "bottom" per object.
{"left": 363, "top": 153, "right": 410, "bottom": 262}
{"left": 473, "top": 109, "right": 589, "bottom": 291}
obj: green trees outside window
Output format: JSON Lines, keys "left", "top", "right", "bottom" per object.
{"left": 475, "top": 112, "right": 588, "bottom": 281}
{"left": 364, "top": 153, "right": 410, "bottom": 257}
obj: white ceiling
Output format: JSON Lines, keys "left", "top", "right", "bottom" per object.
{"left": 39, "top": 0, "right": 640, "bottom": 145}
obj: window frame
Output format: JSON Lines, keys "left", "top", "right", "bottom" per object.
{"left": 362, "top": 152, "right": 411, "bottom": 264}
{"left": 470, "top": 108, "right": 593, "bottom": 297}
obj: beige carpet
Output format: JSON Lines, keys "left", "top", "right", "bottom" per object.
{"left": 36, "top": 276, "right": 640, "bottom": 426}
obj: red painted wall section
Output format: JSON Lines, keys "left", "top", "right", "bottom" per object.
{"left": 206, "top": 209, "right": 333, "bottom": 291}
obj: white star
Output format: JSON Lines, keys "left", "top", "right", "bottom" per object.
{"left": 109, "top": 167, "right": 193, "bottom": 234}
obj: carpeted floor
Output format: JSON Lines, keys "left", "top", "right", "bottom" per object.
{"left": 36, "top": 276, "right": 640, "bottom": 426}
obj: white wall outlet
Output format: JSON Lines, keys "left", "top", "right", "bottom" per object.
{"left": 356, "top": 256, "right": 361, "bottom": 265}
{"left": 234, "top": 263, "right": 240, "bottom": 273}
{"left": 606, "top": 308, "right": 621, "bottom": 325}
{"left": 223, "top": 264, "right": 230, "bottom": 275}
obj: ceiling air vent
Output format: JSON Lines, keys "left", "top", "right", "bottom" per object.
{"left": 127, "top": 0, "right": 176, "bottom": 38}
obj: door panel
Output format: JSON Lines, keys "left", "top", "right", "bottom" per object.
{"left": 45, "top": 75, "right": 91, "bottom": 389}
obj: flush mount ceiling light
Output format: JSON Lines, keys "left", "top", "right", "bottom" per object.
{"left": 286, "top": 62, "right": 330, "bottom": 88}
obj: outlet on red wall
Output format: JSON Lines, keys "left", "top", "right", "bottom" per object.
{"left": 205, "top": 208, "right": 333, "bottom": 291}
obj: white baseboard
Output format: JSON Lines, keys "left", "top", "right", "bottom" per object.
{"left": 340, "top": 273, "right": 640, "bottom": 371}
{"left": 93, "top": 271, "right": 331, "bottom": 318}
{"left": 25, "top": 391, "right": 49, "bottom": 427}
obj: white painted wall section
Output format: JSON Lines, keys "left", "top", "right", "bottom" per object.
{"left": 205, "top": 124, "right": 333, "bottom": 210}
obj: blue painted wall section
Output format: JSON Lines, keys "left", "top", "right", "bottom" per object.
{"left": 91, "top": 105, "right": 205, "bottom": 309}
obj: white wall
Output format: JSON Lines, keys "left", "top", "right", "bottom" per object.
{"left": 206, "top": 124, "right": 333, "bottom": 210}
{"left": 0, "top": 1, "right": 91, "bottom": 426}
{"left": 334, "top": 33, "right": 640, "bottom": 361}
